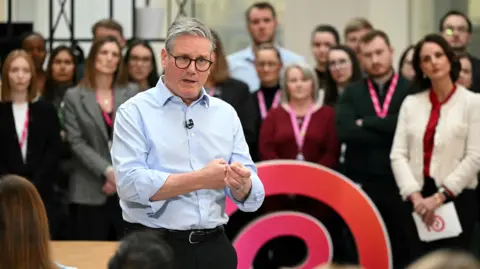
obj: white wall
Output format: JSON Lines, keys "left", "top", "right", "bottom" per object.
{"left": 6, "top": 0, "right": 171, "bottom": 68}
{"left": 4, "top": 0, "right": 438, "bottom": 71}
{"left": 284, "top": 0, "right": 417, "bottom": 71}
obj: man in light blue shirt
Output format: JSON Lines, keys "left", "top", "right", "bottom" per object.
{"left": 111, "top": 17, "right": 264, "bottom": 269}
{"left": 227, "top": 2, "right": 304, "bottom": 92}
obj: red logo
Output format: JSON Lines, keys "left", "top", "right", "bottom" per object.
{"left": 226, "top": 161, "right": 392, "bottom": 269}
{"left": 429, "top": 215, "right": 445, "bottom": 232}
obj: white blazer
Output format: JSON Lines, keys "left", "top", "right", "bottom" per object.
{"left": 390, "top": 85, "right": 480, "bottom": 200}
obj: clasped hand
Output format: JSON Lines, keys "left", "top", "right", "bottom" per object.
{"left": 412, "top": 193, "right": 443, "bottom": 226}
{"left": 102, "top": 168, "right": 117, "bottom": 195}
{"left": 202, "top": 159, "right": 252, "bottom": 196}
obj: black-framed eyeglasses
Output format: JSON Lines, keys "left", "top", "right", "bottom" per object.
{"left": 168, "top": 52, "right": 213, "bottom": 72}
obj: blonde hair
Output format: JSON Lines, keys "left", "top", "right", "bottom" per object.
{"left": 280, "top": 62, "right": 319, "bottom": 103}
{"left": 407, "top": 250, "right": 480, "bottom": 269}
{"left": 344, "top": 17, "right": 373, "bottom": 37}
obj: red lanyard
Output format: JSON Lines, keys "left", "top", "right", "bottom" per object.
{"left": 257, "top": 90, "right": 281, "bottom": 120}
{"left": 367, "top": 74, "right": 399, "bottom": 118}
{"left": 288, "top": 105, "right": 313, "bottom": 152}
{"left": 19, "top": 108, "right": 29, "bottom": 149}
{"left": 96, "top": 92, "right": 114, "bottom": 127}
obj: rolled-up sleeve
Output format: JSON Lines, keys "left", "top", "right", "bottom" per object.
{"left": 111, "top": 103, "right": 170, "bottom": 212}
{"left": 226, "top": 110, "right": 265, "bottom": 212}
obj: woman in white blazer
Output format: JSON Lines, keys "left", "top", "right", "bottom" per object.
{"left": 390, "top": 34, "right": 480, "bottom": 260}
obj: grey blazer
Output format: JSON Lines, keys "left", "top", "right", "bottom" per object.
{"left": 63, "top": 85, "right": 138, "bottom": 205}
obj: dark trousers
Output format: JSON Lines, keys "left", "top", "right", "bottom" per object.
{"left": 405, "top": 177, "right": 477, "bottom": 262}
{"left": 356, "top": 179, "right": 413, "bottom": 269}
{"left": 124, "top": 222, "right": 237, "bottom": 269}
{"left": 70, "top": 195, "right": 124, "bottom": 241}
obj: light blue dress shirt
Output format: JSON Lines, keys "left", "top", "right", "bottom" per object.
{"left": 227, "top": 45, "right": 305, "bottom": 92}
{"left": 111, "top": 77, "right": 265, "bottom": 230}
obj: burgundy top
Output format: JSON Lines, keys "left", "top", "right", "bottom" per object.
{"left": 423, "top": 85, "right": 457, "bottom": 177}
{"left": 259, "top": 105, "right": 340, "bottom": 169}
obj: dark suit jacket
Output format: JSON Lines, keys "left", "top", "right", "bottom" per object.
{"left": 213, "top": 78, "right": 257, "bottom": 159}
{"left": 0, "top": 100, "right": 61, "bottom": 202}
{"left": 469, "top": 54, "right": 480, "bottom": 93}
{"left": 335, "top": 75, "right": 410, "bottom": 181}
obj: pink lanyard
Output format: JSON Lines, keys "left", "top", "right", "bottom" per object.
{"left": 288, "top": 105, "right": 314, "bottom": 152}
{"left": 19, "top": 108, "right": 29, "bottom": 149}
{"left": 257, "top": 90, "right": 281, "bottom": 120}
{"left": 367, "top": 73, "right": 399, "bottom": 118}
{"left": 96, "top": 92, "right": 114, "bottom": 128}
{"left": 208, "top": 87, "right": 215, "bottom": 96}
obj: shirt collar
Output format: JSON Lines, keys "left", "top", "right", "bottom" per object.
{"left": 155, "top": 76, "right": 210, "bottom": 108}
{"left": 429, "top": 84, "right": 457, "bottom": 107}
{"left": 367, "top": 70, "right": 395, "bottom": 91}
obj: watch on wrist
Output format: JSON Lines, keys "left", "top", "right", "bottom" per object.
{"left": 438, "top": 187, "right": 450, "bottom": 200}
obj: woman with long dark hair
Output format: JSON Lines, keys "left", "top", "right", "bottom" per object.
{"left": 323, "top": 45, "right": 362, "bottom": 106}
{"left": 42, "top": 45, "right": 78, "bottom": 239}
{"left": 43, "top": 45, "right": 77, "bottom": 107}
{"left": 398, "top": 45, "right": 415, "bottom": 81}
{"left": 123, "top": 39, "right": 159, "bottom": 90}
{"left": 391, "top": 34, "right": 480, "bottom": 261}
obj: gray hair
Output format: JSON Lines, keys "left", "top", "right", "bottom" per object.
{"left": 280, "top": 62, "right": 320, "bottom": 103}
{"left": 165, "top": 16, "right": 215, "bottom": 52}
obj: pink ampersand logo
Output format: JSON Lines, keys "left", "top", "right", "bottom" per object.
{"left": 226, "top": 160, "right": 392, "bottom": 269}
{"left": 429, "top": 215, "right": 445, "bottom": 232}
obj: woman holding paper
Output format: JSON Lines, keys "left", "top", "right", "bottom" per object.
{"left": 390, "top": 34, "right": 480, "bottom": 259}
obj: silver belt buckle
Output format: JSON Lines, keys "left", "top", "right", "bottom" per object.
{"left": 188, "top": 231, "right": 201, "bottom": 244}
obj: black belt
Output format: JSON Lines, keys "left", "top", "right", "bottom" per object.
{"left": 124, "top": 221, "right": 224, "bottom": 244}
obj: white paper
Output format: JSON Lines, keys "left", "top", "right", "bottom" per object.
{"left": 412, "top": 202, "right": 462, "bottom": 242}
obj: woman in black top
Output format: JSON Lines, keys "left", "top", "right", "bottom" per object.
{"left": 42, "top": 45, "right": 78, "bottom": 239}
{"left": 123, "top": 40, "right": 159, "bottom": 91}
{"left": 250, "top": 43, "right": 283, "bottom": 162}
{"left": 0, "top": 50, "right": 61, "bottom": 237}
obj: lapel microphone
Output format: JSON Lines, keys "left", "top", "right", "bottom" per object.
{"left": 184, "top": 119, "right": 194, "bottom": 129}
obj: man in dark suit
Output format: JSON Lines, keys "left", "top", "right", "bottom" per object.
{"left": 439, "top": 10, "right": 480, "bottom": 92}
{"left": 335, "top": 30, "right": 412, "bottom": 269}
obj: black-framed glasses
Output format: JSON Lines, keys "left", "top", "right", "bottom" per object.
{"left": 168, "top": 52, "right": 213, "bottom": 72}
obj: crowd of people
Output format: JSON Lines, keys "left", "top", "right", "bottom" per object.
{"left": 1, "top": 1, "right": 480, "bottom": 268}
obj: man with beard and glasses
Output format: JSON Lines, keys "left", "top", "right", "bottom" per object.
{"left": 335, "top": 30, "right": 412, "bottom": 269}
{"left": 440, "top": 10, "right": 480, "bottom": 92}
{"left": 227, "top": 2, "right": 304, "bottom": 92}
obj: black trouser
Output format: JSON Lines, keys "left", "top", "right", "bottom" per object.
{"left": 355, "top": 179, "right": 413, "bottom": 269}
{"left": 70, "top": 195, "right": 124, "bottom": 241}
{"left": 405, "top": 177, "right": 477, "bottom": 262}
{"left": 124, "top": 222, "right": 237, "bottom": 269}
